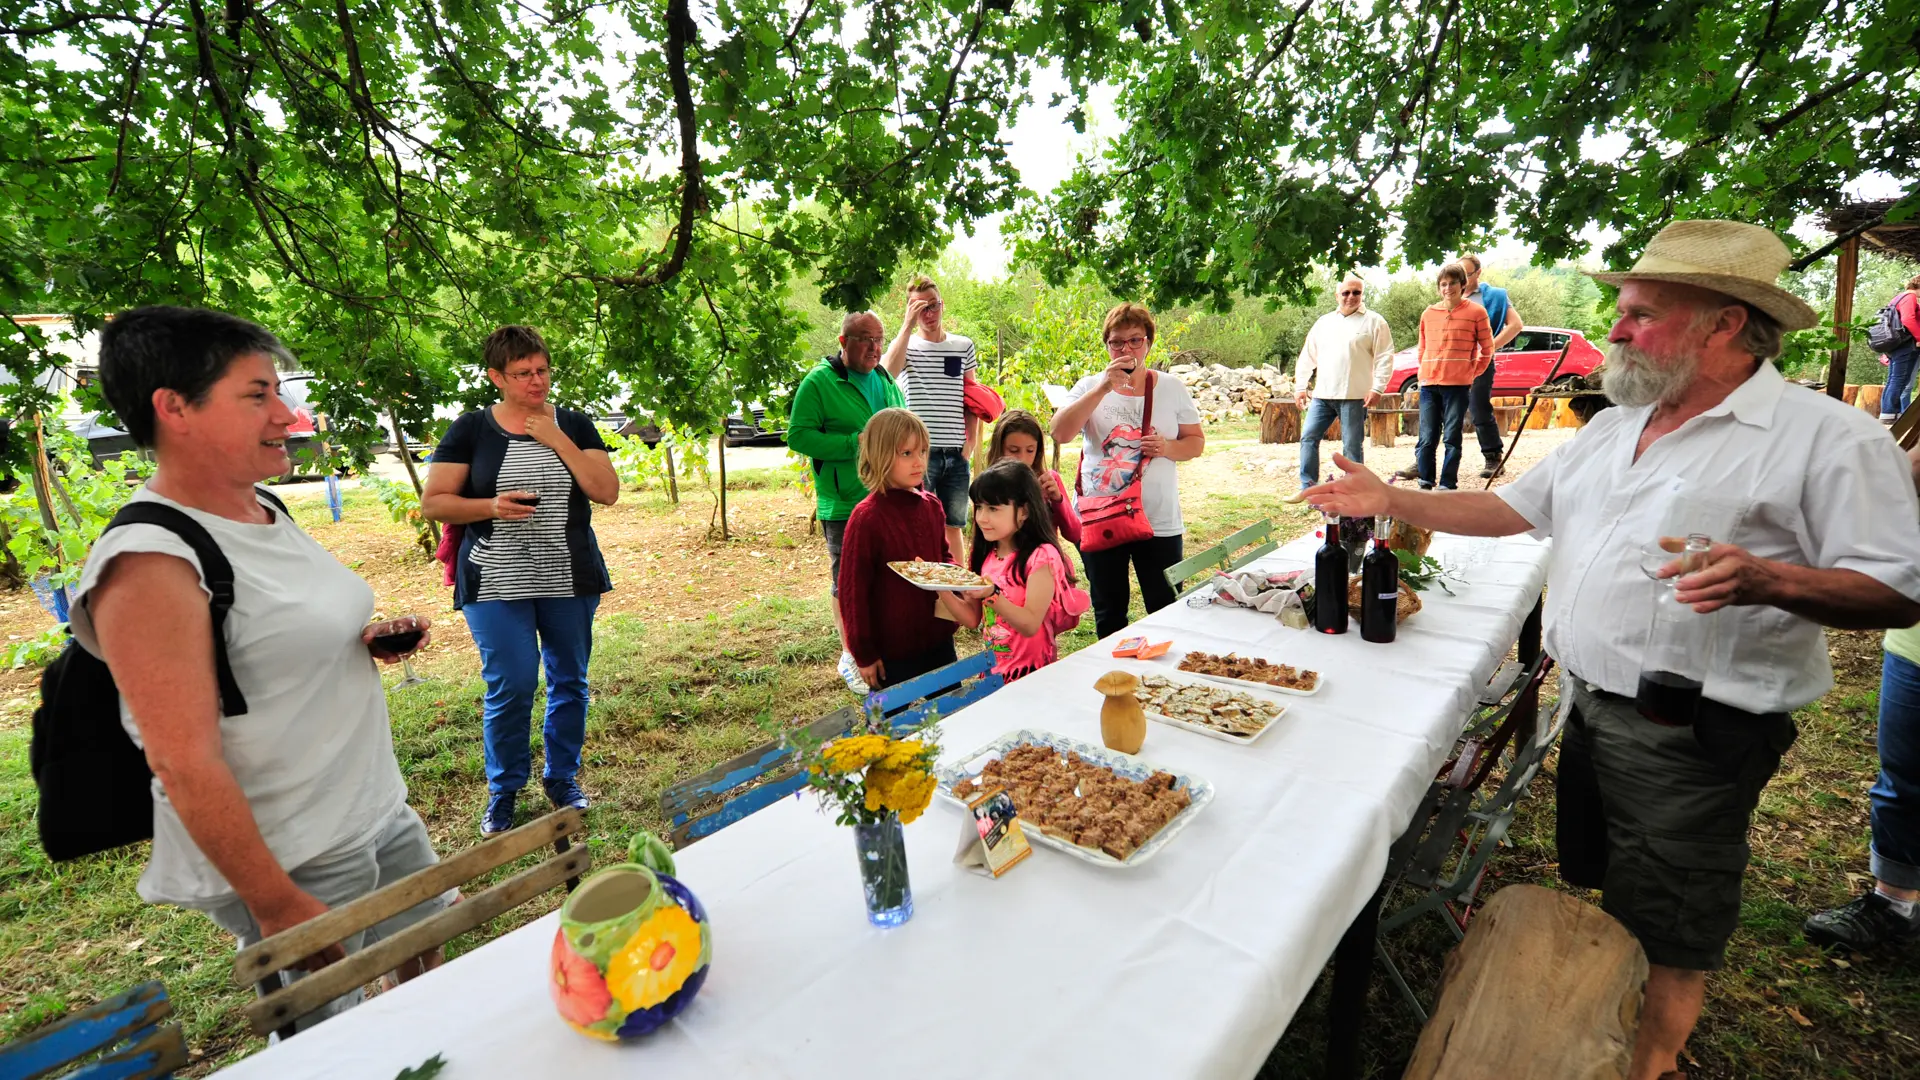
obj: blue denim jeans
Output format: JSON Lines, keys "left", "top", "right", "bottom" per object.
{"left": 463, "top": 594, "right": 601, "bottom": 795}
{"left": 1414, "top": 384, "right": 1471, "bottom": 489}
{"left": 1467, "top": 358, "right": 1503, "bottom": 460}
{"left": 1298, "top": 397, "right": 1368, "bottom": 490}
{"left": 923, "top": 446, "right": 970, "bottom": 528}
{"left": 1882, "top": 345, "right": 1919, "bottom": 420}
{"left": 1872, "top": 650, "right": 1920, "bottom": 890}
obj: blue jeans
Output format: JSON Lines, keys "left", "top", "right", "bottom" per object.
{"left": 1872, "top": 650, "right": 1920, "bottom": 890}
{"left": 1882, "top": 345, "right": 1918, "bottom": 420}
{"left": 1414, "top": 385, "right": 1471, "bottom": 489}
{"left": 1467, "top": 359, "right": 1503, "bottom": 459}
{"left": 463, "top": 594, "right": 601, "bottom": 796}
{"left": 1298, "top": 397, "right": 1367, "bottom": 490}
{"left": 923, "top": 446, "right": 970, "bottom": 528}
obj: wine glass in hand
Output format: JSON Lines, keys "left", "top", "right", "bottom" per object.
{"left": 366, "top": 615, "right": 432, "bottom": 690}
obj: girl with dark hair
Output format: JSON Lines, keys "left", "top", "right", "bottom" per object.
{"left": 952, "top": 461, "right": 1089, "bottom": 680}
{"left": 987, "top": 410, "right": 1081, "bottom": 546}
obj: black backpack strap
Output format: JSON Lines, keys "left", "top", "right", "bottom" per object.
{"left": 253, "top": 485, "right": 289, "bottom": 516}
{"left": 103, "top": 502, "right": 251, "bottom": 717}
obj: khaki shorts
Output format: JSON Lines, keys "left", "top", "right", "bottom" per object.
{"left": 1556, "top": 680, "right": 1796, "bottom": 970}
{"left": 189, "top": 804, "right": 455, "bottom": 1035}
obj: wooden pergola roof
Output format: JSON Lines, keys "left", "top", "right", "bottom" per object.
{"left": 1819, "top": 198, "right": 1920, "bottom": 263}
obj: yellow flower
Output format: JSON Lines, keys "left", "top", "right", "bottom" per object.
{"left": 605, "top": 904, "right": 704, "bottom": 1013}
{"left": 821, "top": 734, "right": 889, "bottom": 774}
{"left": 890, "top": 770, "right": 937, "bottom": 824}
{"left": 874, "top": 739, "right": 927, "bottom": 773}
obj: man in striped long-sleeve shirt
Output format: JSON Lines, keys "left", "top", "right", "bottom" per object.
{"left": 1410, "top": 263, "right": 1494, "bottom": 489}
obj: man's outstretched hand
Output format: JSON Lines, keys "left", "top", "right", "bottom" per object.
{"left": 1302, "top": 454, "right": 1393, "bottom": 518}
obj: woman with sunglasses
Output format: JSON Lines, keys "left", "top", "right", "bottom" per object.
{"left": 1049, "top": 303, "right": 1206, "bottom": 640}
{"left": 422, "top": 325, "right": 619, "bottom": 836}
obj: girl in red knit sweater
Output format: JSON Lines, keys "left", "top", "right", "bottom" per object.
{"left": 838, "top": 408, "right": 984, "bottom": 689}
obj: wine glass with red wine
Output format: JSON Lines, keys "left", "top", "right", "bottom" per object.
{"left": 372, "top": 627, "right": 429, "bottom": 690}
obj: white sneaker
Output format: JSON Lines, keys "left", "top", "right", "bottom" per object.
{"left": 838, "top": 651, "right": 870, "bottom": 695}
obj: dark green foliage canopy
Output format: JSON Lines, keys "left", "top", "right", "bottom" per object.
{"left": 3, "top": 0, "right": 1915, "bottom": 462}
{"left": 1011, "top": 0, "right": 1920, "bottom": 310}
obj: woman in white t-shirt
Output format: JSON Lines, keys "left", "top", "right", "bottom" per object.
{"left": 71, "top": 306, "right": 446, "bottom": 1030}
{"left": 1049, "top": 303, "right": 1206, "bottom": 639}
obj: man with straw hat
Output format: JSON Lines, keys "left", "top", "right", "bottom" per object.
{"left": 1304, "top": 220, "right": 1920, "bottom": 1080}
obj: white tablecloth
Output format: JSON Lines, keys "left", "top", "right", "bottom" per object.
{"left": 214, "top": 532, "right": 1551, "bottom": 1080}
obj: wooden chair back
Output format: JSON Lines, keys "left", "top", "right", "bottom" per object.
{"left": 661, "top": 650, "right": 1003, "bottom": 848}
{"left": 0, "top": 981, "right": 187, "bottom": 1080}
{"left": 1163, "top": 518, "right": 1279, "bottom": 596}
{"left": 233, "top": 809, "right": 589, "bottom": 1038}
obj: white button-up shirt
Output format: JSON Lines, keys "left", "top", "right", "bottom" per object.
{"left": 1496, "top": 362, "right": 1920, "bottom": 714}
{"left": 1296, "top": 306, "right": 1395, "bottom": 399}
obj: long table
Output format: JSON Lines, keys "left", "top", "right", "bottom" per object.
{"left": 213, "top": 531, "right": 1551, "bottom": 1080}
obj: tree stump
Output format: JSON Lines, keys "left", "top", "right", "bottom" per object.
{"left": 1261, "top": 400, "right": 1301, "bottom": 443}
{"left": 1401, "top": 390, "right": 1421, "bottom": 435}
{"left": 1552, "top": 399, "right": 1584, "bottom": 428}
{"left": 1369, "top": 394, "right": 1400, "bottom": 448}
{"left": 1403, "top": 885, "right": 1647, "bottom": 1080}
{"left": 1324, "top": 417, "right": 1341, "bottom": 442}
{"left": 1857, "top": 383, "right": 1884, "bottom": 416}
{"left": 1843, "top": 384, "right": 1861, "bottom": 405}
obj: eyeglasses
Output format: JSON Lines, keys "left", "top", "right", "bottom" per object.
{"left": 503, "top": 367, "right": 551, "bottom": 382}
{"left": 844, "top": 334, "right": 885, "bottom": 345}
{"left": 1106, "top": 335, "right": 1149, "bottom": 352}
{"left": 1339, "top": 290, "right": 1362, "bottom": 297}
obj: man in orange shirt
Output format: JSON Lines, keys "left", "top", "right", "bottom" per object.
{"left": 1410, "top": 263, "right": 1494, "bottom": 489}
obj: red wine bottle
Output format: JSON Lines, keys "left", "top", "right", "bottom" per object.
{"left": 1360, "top": 520, "right": 1397, "bottom": 643}
{"left": 1314, "top": 507, "right": 1349, "bottom": 634}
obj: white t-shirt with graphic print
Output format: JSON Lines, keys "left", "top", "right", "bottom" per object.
{"left": 1067, "top": 372, "right": 1202, "bottom": 537}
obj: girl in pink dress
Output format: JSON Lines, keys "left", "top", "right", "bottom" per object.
{"left": 987, "top": 410, "right": 1081, "bottom": 547}
{"left": 950, "top": 461, "right": 1089, "bottom": 680}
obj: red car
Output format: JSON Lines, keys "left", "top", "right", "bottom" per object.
{"left": 1385, "top": 326, "right": 1605, "bottom": 395}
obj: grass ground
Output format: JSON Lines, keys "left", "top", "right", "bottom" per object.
{"left": 3, "top": 418, "right": 1916, "bottom": 1077}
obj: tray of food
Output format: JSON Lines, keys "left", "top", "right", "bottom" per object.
{"left": 939, "top": 729, "right": 1213, "bottom": 867}
{"left": 888, "top": 558, "right": 993, "bottom": 591}
{"left": 1137, "top": 672, "right": 1287, "bottom": 744}
{"left": 1175, "top": 649, "right": 1323, "bottom": 696}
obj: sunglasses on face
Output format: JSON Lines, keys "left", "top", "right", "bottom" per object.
{"left": 1340, "top": 290, "right": 1362, "bottom": 297}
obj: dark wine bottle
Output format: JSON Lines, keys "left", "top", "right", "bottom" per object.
{"left": 1314, "top": 507, "right": 1349, "bottom": 634}
{"left": 1360, "top": 519, "right": 1397, "bottom": 643}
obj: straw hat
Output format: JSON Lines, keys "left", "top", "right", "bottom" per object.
{"left": 1588, "top": 220, "right": 1819, "bottom": 331}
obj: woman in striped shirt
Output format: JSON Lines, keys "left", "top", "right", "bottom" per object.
{"left": 422, "top": 326, "right": 620, "bottom": 836}
{"left": 1412, "top": 263, "right": 1495, "bottom": 490}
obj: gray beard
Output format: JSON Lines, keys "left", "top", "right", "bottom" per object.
{"left": 1603, "top": 342, "right": 1699, "bottom": 408}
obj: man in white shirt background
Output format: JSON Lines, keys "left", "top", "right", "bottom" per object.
{"left": 1305, "top": 220, "right": 1920, "bottom": 1080}
{"left": 884, "top": 274, "right": 977, "bottom": 561}
{"left": 1293, "top": 276, "right": 1394, "bottom": 491}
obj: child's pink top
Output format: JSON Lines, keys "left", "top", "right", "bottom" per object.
{"left": 981, "top": 542, "right": 1072, "bottom": 678}
{"left": 1043, "top": 469, "right": 1082, "bottom": 546}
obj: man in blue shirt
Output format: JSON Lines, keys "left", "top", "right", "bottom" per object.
{"left": 1461, "top": 254, "right": 1522, "bottom": 478}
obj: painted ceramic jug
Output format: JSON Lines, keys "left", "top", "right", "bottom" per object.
{"left": 549, "top": 832, "right": 711, "bottom": 1040}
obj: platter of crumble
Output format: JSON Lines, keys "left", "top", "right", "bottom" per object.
{"left": 938, "top": 729, "right": 1214, "bottom": 868}
{"left": 1174, "top": 649, "right": 1323, "bottom": 697}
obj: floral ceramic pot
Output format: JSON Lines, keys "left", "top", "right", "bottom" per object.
{"left": 549, "top": 852, "right": 711, "bottom": 1041}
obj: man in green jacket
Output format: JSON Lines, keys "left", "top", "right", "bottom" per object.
{"left": 786, "top": 310, "right": 904, "bottom": 691}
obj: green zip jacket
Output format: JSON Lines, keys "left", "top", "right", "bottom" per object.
{"left": 786, "top": 353, "right": 905, "bottom": 522}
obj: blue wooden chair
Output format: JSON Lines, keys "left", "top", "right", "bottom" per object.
{"left": 661, "top": 650, "right": 1004, "bottom": 848}
{"left": 0, "top": 981, "right": 188, "bottom": 1080}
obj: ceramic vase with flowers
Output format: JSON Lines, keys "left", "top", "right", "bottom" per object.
{"left": 549, "top": 832, "right": 712, "bottom": 1041}
{"left": 787, "top": 694, "right": 942, "bottom": 927}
